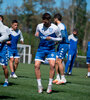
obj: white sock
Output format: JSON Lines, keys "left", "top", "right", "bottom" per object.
{"left": 48, "top": 78, "right": 53, "bottom": 86}
{"left": 37, "top": 79, "right": 42, "bottom": 86}
{"left": 5, "top": 78, "right": 8, "bottom": 83}
{"left": 87, "top": 72, "right": 90, "bottom": 76}
{"left": 56, "top": 74, "right": 60, "bottom": 80}
{"left": 61, "top": 75, "right": 65, "bottom": 79}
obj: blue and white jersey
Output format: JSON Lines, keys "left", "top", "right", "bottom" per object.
{"left": 35, "top": 23, "right": 61, "bottom": 51}
{"left": 58, "top": 23, "right": 68, "bottom": 43}
{"left": 68, "top": 34, "right": 78, "bottom": 51}
{"left": 87, "top": 41, "right": 90, "bottom": 58}
{"left": 8, "top": 28, "right": 24, "bottom": 50}
{"left": 0, "top": 21, "right": 10, "bottom": 51}
{"left": 0, "top": 21, "right": 9, "bottom": 43}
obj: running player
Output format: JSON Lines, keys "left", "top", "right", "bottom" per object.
{"left": 52, "top": 13, "right": 69, "bottom": 84}
{"left": 35, "top": 13, "right": 62, "bottom": 93}
{"left": 0, "top": 15, "right": 10, "bottom": 87}
{"left": 8, "top": 20, "right": 24, "bottom": 78}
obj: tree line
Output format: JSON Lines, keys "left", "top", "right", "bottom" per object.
{"left": 0, "top": 0, "right": 90, "bottom": 61}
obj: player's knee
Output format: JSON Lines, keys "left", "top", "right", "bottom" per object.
{"left": 35, "top": 64, "right": 40, "bottom": 70}
{"left": 2, "top": 66, "right": 7, "bottom": 70}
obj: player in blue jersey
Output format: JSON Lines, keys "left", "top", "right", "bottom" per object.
{"left": 7, "top": 20, "right": 24, "bottom": 78}
{"left": 0, "top": 15, "right": 10, "bottom": 87}
{"left": 47, "top": 13, "right": 69, "bottom": 85}
{"left": 86, "top": 41, "right": 90, "bottom": 78}
{"left": 65, "top": 29, "right": 78, "bottom": 75}
{"left": 35, "top": 13, "right": 62, "bottom": 93}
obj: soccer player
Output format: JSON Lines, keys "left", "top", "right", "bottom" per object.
{"left": 0, "top": 15, "right": 10, "bottom": 87}
{"left": 86, "top": 41, "right": 90, "bottom": 78}
{"left": 65, "top": 29, "right": 78, "bottom": 75}
{"left": 8, "top": 20, "right": 24, "bottom": 78}
{"left": 50, "top": 13, "right": 69, "bottom": 84}
{"left": 35, "top": 13, "right": 62, "bottom": 93}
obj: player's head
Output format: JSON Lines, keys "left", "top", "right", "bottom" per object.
{"left": 73, "top": 29, "right": 78, "bottom": 36}
{"left": 42, "top": 13, "right": 51, "bottom": 27}
{"left": 0, "top": 15, "right": 4, "bottom": 22}
{"left": 12, "top": 20, "right": 18, "bottom": 30}
{"left": 54, "top": 13, "right": 62, "bottom": 24}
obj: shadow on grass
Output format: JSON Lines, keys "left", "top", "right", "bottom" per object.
{"left": 43, "top": 89, "right": 65, "bottom": 94}
{"left": 18, "top": 75, "right": 30, "bottom": 79}
{"left": 0, "top": 96, "right": 16, "bottom": 99}
{"left": 0, "top": 82, "right": 19, "bottom": 86}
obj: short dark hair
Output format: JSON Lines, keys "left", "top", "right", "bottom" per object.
{"left": 73, "top": 29, "right": 78, "bottom": 33}
{"left": 42, "top": 13, "right": 51, "bottom": 20}
{"left": 54, "top": 13, "right": 62, "bottom": 21}
{"left": 0, "top": 15, "right": 4, "bottom": 22}
{"left": 12, "top": 20, "right": 18, "bottom": 24}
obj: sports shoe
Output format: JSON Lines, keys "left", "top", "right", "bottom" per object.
{"left": 46, "top": 85, "right": 52, "bottom": 94}
{"left": 38, "top": 86, "right": 43, "bottom": 93}
{"left": 53, "top": 79, "right": 59, "bottom": 84}
{"left": 56, "top": 78, "right": 67, "bottom": 85}
{"left": 3, "top": 82, "right": 8, "bottom": 87}
{"left": 68, "top": 72, "right": 72, "bottom": 75}
{"left": 10, "top": 73, "right": 18, "bottom": 78}
{"left": 86, "top": 75, "right": 90, "bottom": 78}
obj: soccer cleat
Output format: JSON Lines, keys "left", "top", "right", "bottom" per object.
{"left": 46, "top": 85, "right": 52, "bottom": 94}
{"left": 10, "top": 73, "right": 18, "bottom": 78}
{"left": 56, "top": 78, "right": 67, "bottom": 85}
{"left": 38, "top": 86, "right": 43, "bottom": 93}
{"left": 3, "top": 82, "right": 8, "bottom": 87}
{"left": 53, "top": 79, "right": 59, "bottom": 84}
{"left": 86, "top": 75, "right": 90, "bottom": 78}
{"left": 68, "top": 72, "right": 72, "bottom": 75}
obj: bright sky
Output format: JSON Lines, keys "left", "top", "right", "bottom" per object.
{"left": 1, "top": 0, "right": 90, "bottom": 14}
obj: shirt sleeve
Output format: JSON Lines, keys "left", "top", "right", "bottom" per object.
{"left": 0, "top": 28, "right": 9, "bottom": 42}
{"left": 35, "top": 25, "right": 39, "bottom": 37}
{"left": 20, "top": 30, "right": 24, "bottom": 42}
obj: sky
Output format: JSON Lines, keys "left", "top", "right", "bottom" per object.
{"left": 1, "top": 0, "right": 90, "bottom": 14}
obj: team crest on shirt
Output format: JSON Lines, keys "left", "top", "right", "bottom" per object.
{"left": 49, "top": 28, "right": 53, "bottom": 33}
{"left": 51, "top": 54, "right": 54, "bottom": 57}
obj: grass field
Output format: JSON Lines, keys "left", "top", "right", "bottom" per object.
{"left": 0, "top": 63, "right": 90, "bottom": 100}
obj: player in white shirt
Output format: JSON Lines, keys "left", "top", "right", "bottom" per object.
{"left": 0, "top": 15, "right": 10, "bottom": 87}
{"left": 35, "top": 13, "right": 62, "bottom": 93}
{"left": 7, "top": 20, "right": 24, "bottom": 78}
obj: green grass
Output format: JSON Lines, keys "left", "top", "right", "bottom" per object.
{"left": 0, "top": 63, "right": 90, "bottom": 100}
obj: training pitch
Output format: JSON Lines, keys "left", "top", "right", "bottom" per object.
{"left": 0, "top": 63, "right": 90, "bottom": 100}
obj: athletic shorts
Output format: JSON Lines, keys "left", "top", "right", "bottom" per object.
{"left": 86, "top": 57, "right": 90, "bottom": 64}
{"left": 8, "top": 49, "right": 20, "bottom": 58}
{"left": 35, "top": 50, "right": 56, "bottom": 62}
{"left": 56, "top": 44, "right": 68, "bottom": 59}
{"left": 0, "top": 45, "right": 8, "bottom": 66}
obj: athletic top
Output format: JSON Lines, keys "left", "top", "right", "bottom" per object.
{"left": 0, "top": 21, "right": 9, "bottom": 51}
{"left": 87, "top": 41, "right": 90, "bottom": 58}
{"left": 35, "top": 23, "right": 62, "bottom": 51}
{"left": 68, "top": 34, "right": 78, "bottom": 51}
{"left": 58, "top": 23, "right": 68, "bottom": 43}
{"left": 8, "top": 28, "right": 24, "bottom": 50}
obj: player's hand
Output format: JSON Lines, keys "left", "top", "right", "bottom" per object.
{"left": 46, "top": 36, "right": 51, "bottom": 40}
{"left": 7, "top": 41, "right": 11, "bottom": 44}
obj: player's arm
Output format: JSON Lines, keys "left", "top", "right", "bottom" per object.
{"left": 20, "top": 30, "right": 24, "bottom": 44}
{"left": 0, "top": 28, "right": 9, "bottom": 42}
{"left": 46, "top": 36, "right": 62, "bottom": 41}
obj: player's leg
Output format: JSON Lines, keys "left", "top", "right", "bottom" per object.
{"left": 53, "top": 58, "right": 60, "bottom": 83}
{"left": 47, "top": 59, "right": 55, "bottom": 93}
{"left": 86, "top": 57, "right": 90, "bottom": 77}
{"left": 9, "top": 57, "right": 17, "bottom": 78}
{"left": 68, "top": 53, "right": 76, "bottom": 75}
{"left": 2, "top": 65, "right": 9, "bottom": 87}
{"left": 65, "top": 52, "right": 72, "bottom": 74}
{"left": 35, "top": 60, "right": 43, "bottom": 93}
{"left": 14, "top": 58, "right": 19, "bottom": 72}
{"left": 56, "top": 58, "right": 66, "bottom": 84}
{"left": 35, "top": 51, "right": 45, "bottom": 93}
